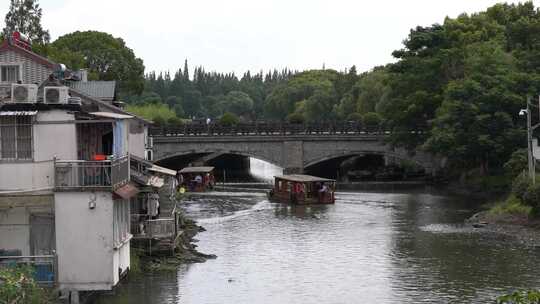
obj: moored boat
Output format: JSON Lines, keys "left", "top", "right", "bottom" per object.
{"left": 178, "top": 166, "right": 215, "bottom": 192}
{"left": 267, "top": 174, "right": 335, "bottom": 204}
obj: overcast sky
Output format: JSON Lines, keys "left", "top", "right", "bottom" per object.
{"left": 1, "top": 0, "right": 539, "bottom": 75}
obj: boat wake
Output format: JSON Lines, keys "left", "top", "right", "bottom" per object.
{"left": 197, "top": 200, "right": 273, "bottom": 225}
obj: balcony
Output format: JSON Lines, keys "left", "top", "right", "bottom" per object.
{"left": 0, "top": 255, "right": 56, "bottom": 285}
{"left": 54, "top": 155, "right": 129, "bottom": 191}
{"left": 131, "top": 215, "right": 176, "bottom": 239}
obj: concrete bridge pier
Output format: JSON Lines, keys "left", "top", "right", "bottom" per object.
{"left": 282, "top": 141, "right": 304, "bottom": 174}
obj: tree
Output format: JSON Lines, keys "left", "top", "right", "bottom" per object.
{"left": 3, "top": 0, "right": 50, "bottom": 44}
{"left": 423, "top": 42, "right": 523, "bottom": 174}
{"left": 223, "top": 91, "right": 254, "bottom": 117}
{"left": 220, "top": 112, "right": 240, "bottom": 126}
{"left": 48, "top": 31, "right": 145, "bottom": 95}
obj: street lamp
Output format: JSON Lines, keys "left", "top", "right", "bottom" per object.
{"left": 520, "top": 96, "right": 540, "bottom": 184}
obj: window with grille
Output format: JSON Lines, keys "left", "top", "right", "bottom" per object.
{"left": 0, "top": 116, "right": 33, "bottom": 160}
{"left": 0, "top": 65, "right": 21, "bottom": 83}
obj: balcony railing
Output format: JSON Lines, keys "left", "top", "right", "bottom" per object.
{"left": 0, "top": 255, "right": 56, "bottom": 285}
{"left": 54, "top": 155, "right": 130, "bottom": 191}
{"left": 131, "top": 215, "right": 176, "bottom": 239}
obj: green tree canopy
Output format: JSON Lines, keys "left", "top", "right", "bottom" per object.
{"left": 45, "top": 31, "right": 145, "bottom": 96}
{"left": 3, "top": 0, "right": 50, "bottom": 44}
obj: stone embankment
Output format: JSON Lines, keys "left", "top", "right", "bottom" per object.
{"left": 141, "top": 216, "right": 216, "bottom": 272}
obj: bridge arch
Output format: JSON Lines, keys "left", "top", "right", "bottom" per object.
{"left": 303, "top": 150, "right": 433, "bottom": 171}
{"left": 155, "top": 150, "right": 283, "bottom": 169}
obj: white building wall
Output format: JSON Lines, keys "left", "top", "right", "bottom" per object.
{"left": 112, "top": 241, "right": 130, "bottom": 285}
{"left": 34, "top": 111, "right": 77, "bottom": 161}
{"left": 55, "top": 191, "right": 116, "bottom": 291}
{"left": 0, "top": 111, "right": 76, "bottom": 192}
{"left": 0, "top": 161, "right": 54, "bottom": 191}
{"left": 129, "top": 133, "right": 145, "bottom": 159}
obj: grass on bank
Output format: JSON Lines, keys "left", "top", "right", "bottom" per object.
{"left": 489, "top": 195, "right": 532, "bottom": 217}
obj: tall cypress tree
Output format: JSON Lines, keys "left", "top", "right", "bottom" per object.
{"left": 183, "top": 59, "right": 190, "bottom": 81}
{"left": 3, "top": 0, "right": 50, "bottom": 44}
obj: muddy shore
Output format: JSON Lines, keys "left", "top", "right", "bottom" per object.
{"left": 466, "top": 211, "right": 540, "bottom": 247}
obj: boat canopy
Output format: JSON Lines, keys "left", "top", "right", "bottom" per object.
{"left": 274, "top": 174, "right": 335, "bottom": 183}
{"left": 179, "top": 166, "right": 215, "bottom": 174}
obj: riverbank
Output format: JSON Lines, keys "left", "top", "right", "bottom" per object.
{"left": 137, "top": 216, "right": 216, "bottom": 272}
{"left": 466, "top": 204, "right": 540, "bottom": 247}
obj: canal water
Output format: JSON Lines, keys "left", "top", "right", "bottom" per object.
{"left": 95, "top": 187, "right": 540, "bottom": 304}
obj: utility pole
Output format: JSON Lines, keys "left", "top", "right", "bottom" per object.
{"left": 522, "top": 96, "right": 540, "bottom": 184}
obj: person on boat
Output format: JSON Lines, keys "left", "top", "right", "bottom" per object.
{"left": 209, "top": 174, "right": 215, "bottom": 189}
{"left": 195, "top": 174, "right": 203, "bottom": 184}
{"left": 318, "top": 183, "right": 328, "bottom": 202}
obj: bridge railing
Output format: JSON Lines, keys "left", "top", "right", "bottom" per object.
{"left": 148, "top": 122, "right": 406, "bottom": 137}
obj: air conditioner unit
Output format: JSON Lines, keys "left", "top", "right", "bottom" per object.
{"left": 67, "top": 97, "right": 82, "bottom": 105}
{"left": 44, "top": 86, "right": 69, "bottom": 104}
{"left": 10, "top": 84, "right": 38, "bottom": 103}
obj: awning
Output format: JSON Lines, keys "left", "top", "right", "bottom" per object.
{"left": 148, "top": 165, "right": 177, "bottom": 176}
{"left": 0, "top": 111, "right": 38, "bottom": 116}
{"left": 89, "top": 112, "right": 133, "bottom": 120}
{"left": 179, "top": 166, "right": 215, "bottom": 174}
{"left": 113, "top": 182, "right": 140, "bottom": 199}
{"left": 131, "top": 171, "right": 165, "bottom": 188}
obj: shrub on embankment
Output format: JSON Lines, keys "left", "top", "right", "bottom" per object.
{"left": 497, "top": 289, "right": 540, "bottom": 304}
{"left": 488, "top": 172, "right": 540, "bottom": 219}
{"left": 0, "top": 265, "right": 53, "bottom": 303}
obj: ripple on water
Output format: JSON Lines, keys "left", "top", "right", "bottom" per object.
{"left": 95, "top": 190, "right": 540, "bottom": 304}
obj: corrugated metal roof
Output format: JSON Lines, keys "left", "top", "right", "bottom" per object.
{"left": 0, "top": 111, "right": 38, "bottom": 116}
{"left": 68, "top": 81, "right": 116, "bottom": 100}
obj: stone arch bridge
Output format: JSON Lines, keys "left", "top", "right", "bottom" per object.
{"left": 150, "top": 123, "right": 443, "bottom": 175}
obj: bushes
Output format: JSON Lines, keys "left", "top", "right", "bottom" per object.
{"left": 286, "top": 112, "right": 305, "bottom": 124}
{"left": 167, "top": 116, "right": 185, "bottom": 126}
{"left": 510, "top": 172, "right": 540, "bottom": 215}
{"left": 125, "top": 103, "right": 177, "bottom": 122}
{"left": 347, "top": 112, "right": 363, "bottom": 122}
{"left": 219, "top": 112, "right": 240, "bottom": 126}
{"left": 511, "top": 172, "right": 530, "bottom": 202}
{"left": 523, "top": 182, "right": 540, "bottom": 213}
{"left": 497, "top": 289, "right": 540, "bottom": 304}
{"left": 489, "top": 195, "right": 532, "bottom": 216}
{"left": 0, "top": 266, "right": 52, "bottom": 303}
{"left": 362, "top": 112, "right": 382, "bottom": 126}
{"left": 504, "top": 149, "right": 527, "bottom": 179}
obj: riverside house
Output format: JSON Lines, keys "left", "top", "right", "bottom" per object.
{"left": 0, "top": 32, "right": 155, "bottom": 302}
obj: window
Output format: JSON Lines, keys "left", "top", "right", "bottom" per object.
{"left": 113, "top": 199, "right": 130, "bottom": 246}
{"left": 0, "top": 65, "right": 21, "bottom": 83}
{"left": 0, "top": 116, "right": 33, "bottom": 160}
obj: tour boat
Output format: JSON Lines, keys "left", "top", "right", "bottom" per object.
{"left": 267, "top": 174, "right": 336, "bottom": 204}
{"left": 178, "top": 166, "right": 215, "bottom": 192}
